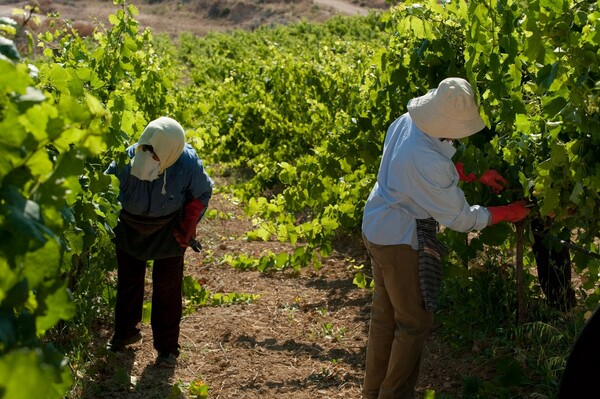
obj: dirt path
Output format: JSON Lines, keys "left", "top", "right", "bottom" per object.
{"left": 313, "top": 0, "right": 370, "bottom": 16}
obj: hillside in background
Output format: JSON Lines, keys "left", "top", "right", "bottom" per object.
{"left": 0, "top": 0, "right": 390, "bottom": 37}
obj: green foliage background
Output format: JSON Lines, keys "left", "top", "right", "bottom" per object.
{"left": 0, "top": 0, "right": 599, "bottom": 397}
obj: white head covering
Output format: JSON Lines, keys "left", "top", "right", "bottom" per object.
{"left": 407, "top": 77, "right": 486, "bottom": 139}
{"left": 134, "top": 117, "right": 186, "bottom": 194}
{"left": 136, "top": 116, "right": 186, "bottom": 173}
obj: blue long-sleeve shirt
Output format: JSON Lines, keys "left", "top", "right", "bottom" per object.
{"left": 106, "top": 143, "right": 213, "bottom": 217}
{"left": 362, "top": 113, "right": 490, "bottom": 249}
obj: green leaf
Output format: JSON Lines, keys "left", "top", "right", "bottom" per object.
{"left": 85, "top": 93, "right": 106, "bottom": 114}
{"left": 540, "top": 0, "right": 565, "bottom": 13}
{"left": 423, "top": 390, "right": 436, "bottom": 399}
{"left": 479, "top": 223, "right": 513, "bottom": 246}
{"left": 320, "top": 216, "right": 339, "bottom": 232}
{"left": 514, "top": 114, "right": 531, "bottom": 133}
{"left": 0, "top": 60, "right": 31, "bottom": 93}
{"left": 188, "top": 378, "right": 209, "bottom": 398}
{"left": 26, "top": 149, "right": 54, "bottom": 179}
{"left": 0, "top": 257, "right": 18, "bottom": 305}
{"left": 274, "top": 252, "right": 289, "bottom": 269}
{"left": 255, "top": 224, "right": 271, "bottom": 241}
{"left": 540, "top": 186, "right": 561, "bottom": 216}
{"left": 168, "top": 384, "right": 183, "bottom": 399}
{"left": 549, "top": 142, "right": 568, "bottom": 166}
{"left": 23, "top": 239, "right": 61, "bottom": 289}
{"left": 0, "top": 279, "right": 29, "bottom": 311}
{"left": 19, "top": 103, "right": 53, "bottom": 140}
{"left": 0, "top": 348, "right": 72, "bottom": 399}
{"left": 278, "top": 162, "right": 297, "bottom": 185}
{"left": 62, "top": 228, "right": 84, "bottom": 255}
{"left": 142, "top": 301, "right": 152, "bottom": 323}
{"left": 3, "top": 187, "right": 54, "bottom": 253}
{"left": 35, "top": 282, "right": 75, "bottom": 333}
{"left": 569, "top": 182, "right": 584, "bottom": 205}
{"left": 45, "top": 64, "right": 72, "bottom": 94}
{"left": 536, "top": 62, "right": 559, "bottom": 89}
{"left": 543, "top": 96, "right": 567, "bottom": 117}
{"left": 49, "top": 149, "right": 85, "bottom": 181}
{"left": 353, "top": 272, "right": 370, "bottom": 289}
{"left": 108, "top": 14, "right": 120, "bottom": 26}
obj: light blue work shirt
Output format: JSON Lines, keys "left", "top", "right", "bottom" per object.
{"left": 362, "top": 114, "right": 490, "bottom": 249}
{"left": 106, "top": 143, "right": 213, "bottom": 217}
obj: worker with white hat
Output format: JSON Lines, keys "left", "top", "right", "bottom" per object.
{"left": 361, "top": 78, "right": 530, "bottom": 399}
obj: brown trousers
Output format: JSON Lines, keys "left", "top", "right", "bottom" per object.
{"left": 362, "top": 236, "right": 434, "bottom": 399}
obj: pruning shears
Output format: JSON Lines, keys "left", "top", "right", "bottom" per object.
{"left": 188, "top": 237, "right": 202, "bottom": 252}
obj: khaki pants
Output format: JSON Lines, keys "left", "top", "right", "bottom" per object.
{"left": 362, "top": 236, "right": 434, "bottom": 399}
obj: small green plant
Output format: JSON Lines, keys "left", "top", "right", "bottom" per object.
{"left": 320, "top": 322, "right": 346, "bottom": 342}
{"left": 181, "top": 275, "right": 259, "bottom": 310}
{"left": 211, "top": 292, "right": 260, "bottom": 306}
{"left": 423, "top": 390, "right": 436, "bottom": 399}
{"left": 189, "top": 378, "right": 210, "bottom": 399}
{"left": 352, "top": 265, "right": 373, "bottom": 289}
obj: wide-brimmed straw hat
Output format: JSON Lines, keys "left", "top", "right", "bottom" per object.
{"left": 407, "top": 77, "right": 486, "bottom": 139}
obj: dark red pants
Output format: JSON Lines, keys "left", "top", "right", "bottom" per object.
{"left": 114, "top": 247, "right": 184, "bottom": 355}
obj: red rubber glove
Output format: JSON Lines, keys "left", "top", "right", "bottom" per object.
{"left": 455, "top": 162, "right": 476, "bottom": 182}
{"left": 173, "top": 198, "right": 205, "bottom": 248}
{"left": 479, "top": 170, "right": 508, "bottom": 194}
{"left": 488, "top": 200, "right": 531, "bottom": 225}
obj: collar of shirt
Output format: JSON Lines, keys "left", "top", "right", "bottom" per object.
{"left": 437, "top": 138, "right": 456, "bottom": 159}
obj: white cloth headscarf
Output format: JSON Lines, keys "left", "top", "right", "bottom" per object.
{"left": 133, "top": 117, "right": 186, "bottom": 194}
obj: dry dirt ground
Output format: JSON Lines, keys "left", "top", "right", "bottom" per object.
{"left": 73, "top": 181, "right": 467, "bottom": 399}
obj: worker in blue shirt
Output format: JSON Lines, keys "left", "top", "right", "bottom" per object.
{"left": 361, "top": 78, "right": 530, "bottom": 399}
{"left": 105, "top": 117, "right": 213, "bottom": 368}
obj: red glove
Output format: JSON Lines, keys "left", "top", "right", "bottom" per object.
{"left": 173, "top": 198, "right": 205, "bottom": 248}
{"left": 455, "top": 162, "right": 476, "bottom": 182}
{"left": 479, "top": 170, "right": 508, "bottom": 194}
{"left": 488, "top": 200, "right": 531, "bottom": 225}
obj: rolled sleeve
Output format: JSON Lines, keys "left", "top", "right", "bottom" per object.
{"left": 362, "top": 114, "right": 489, "bottom": 247}
{"left": 408, "top": 157, "right": 490, "bottom": 232}
{"left": 412, "top": 159, "right": 489, "bottom": 232}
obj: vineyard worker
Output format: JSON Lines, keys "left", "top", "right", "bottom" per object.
{"left": 361, "top": 77, "right": 530, "bottom": 399}
{"left": 105, "top": 117, "right": 213, "bottom": 368}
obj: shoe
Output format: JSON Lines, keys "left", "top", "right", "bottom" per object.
{"left": 106, "top": 331, "right": 143, "bottom": 352}
{"left": 155, "top": 352, "right": 178, "bottom": 368}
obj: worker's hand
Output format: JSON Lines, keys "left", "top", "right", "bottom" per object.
{"left": 488, "top": 200, "right": 531, "bottom": 225}
{"left": 173, "top": 198, "right": 205, "bottom": 248}
{"left": 173, "top": 227, "right": 192, "bottom": 248}
{"left": 479, "top": 170, "right": 508, "bottom": 194}
{"left": 455, "top": 162, "right": 476, "bottom": 182}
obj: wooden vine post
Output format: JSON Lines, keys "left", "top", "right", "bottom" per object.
{"left": 516, "top": 221, "right": 527, "bottom": 325}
